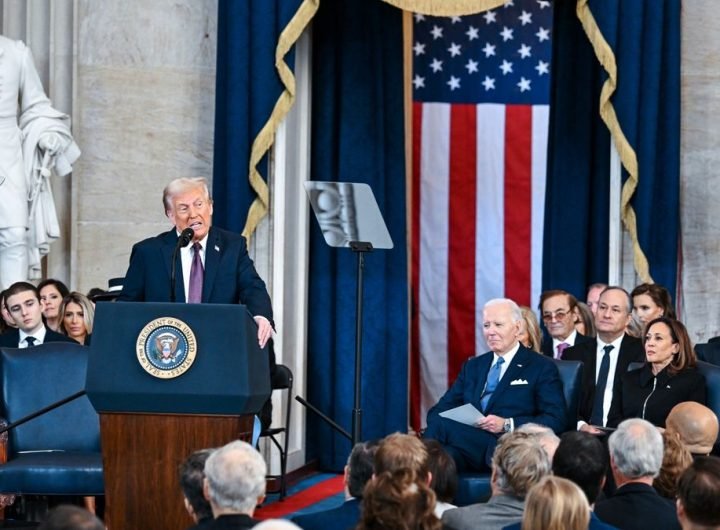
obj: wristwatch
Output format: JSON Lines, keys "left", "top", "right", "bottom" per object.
{"left": 503, "top": 418, "right": 512, "bottom": 433}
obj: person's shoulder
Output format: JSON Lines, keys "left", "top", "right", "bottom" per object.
{"left": 0, "top": 329, "right": 19, "bottom": 347}
{"left": 45, "top": 328, "right": 78, "bottom": 344}
{"left": 564, "top": 338, "right": 597, "bottom": 360}
{"left": 209, "top": 227, "right": 246, "bottom": 246}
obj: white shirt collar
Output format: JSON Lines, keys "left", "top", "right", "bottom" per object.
{"left": 553, "top": 329, "right": 578, "bottom": 348}
{"left": 19, "top": 324, "right": 47, "bottom": 347}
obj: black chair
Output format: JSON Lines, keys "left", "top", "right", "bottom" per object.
{"left": 259, "top": 364, "right": 293, "bottom": 500}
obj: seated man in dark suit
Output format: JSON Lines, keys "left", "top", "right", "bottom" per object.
{"left": 118, "top": 177, "right": 274, "bottom": 348}
{"left": 539, "top": 289, "right": 593, "bottom": 359}
{"left": 594, "top": 418, "right": 680, "bottom": 530}
{"left": 666, "top": 402, "right": 719, "bottom": 457}
{"left": 292, "top": 440, "right": 378, "bottom": 530}
{"left": 563, "top": 286, "right": 645, "bottom": 434}
{"left": 676, "top": 456, "right": 720, "bottom": 530}
{"left": 0, "top": 281, "right": 75, "bottom": 348}
{"left": 424, "top": 298, "right": 566, "bottom": 473}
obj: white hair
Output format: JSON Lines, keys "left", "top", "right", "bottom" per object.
{"left": 484, "top": 298, "right": 522, "bottom": 322}
{"left": 608, "top": 418, "right": 663, "bottom": 479}
{"left": 254, "top": 520, "right": 303, "bottom": 530}
{"left": 204, "top": 440, "right": 267, "bottom": 513}
{"left": 162, "top": 177, "right": 211, "bottom": 214}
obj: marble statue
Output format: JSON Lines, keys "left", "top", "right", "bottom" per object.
{"left": 0, "top": 35, "right": 80, "bottom": 289}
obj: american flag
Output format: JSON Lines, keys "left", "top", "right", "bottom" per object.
{"left": 410, "top": 0, "right": 553, "bottom": 430}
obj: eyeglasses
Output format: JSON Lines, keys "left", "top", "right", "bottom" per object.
{"left": 542, "top": 309, "right": 571, "bottom": 322}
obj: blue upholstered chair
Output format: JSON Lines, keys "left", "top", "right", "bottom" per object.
{"left": 0, "top": 342, "right": 104, "bottom": 510}
{"left": 452, "top": 359, "right": 584, "bottom": 506}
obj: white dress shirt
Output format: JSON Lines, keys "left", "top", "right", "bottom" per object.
{"left": 18, "top": 324, "right": 47, "bottom": 348}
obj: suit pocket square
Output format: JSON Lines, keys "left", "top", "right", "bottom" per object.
{"left": 510, "top": 379, "right": 528, "bottom": 385}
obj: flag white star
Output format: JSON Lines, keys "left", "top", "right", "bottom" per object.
{"left": 483, "top": 10, "right": 497, "bottom": 24}
{"left": 430, "top": 58, "right": 443, "bottom": 72}
{"left": 482, "top": 42, "right": 496, "bottom": 57}
{"left": 448, "top": 42, "right": 462, "bottom": 57}
{"left": 466, "top": 26, "right": 479, "bottom": 40}
{"left": 536, "top": 27, "right": 550, "bottom": 42}
{"left": 451, "top": 16, "right": 462, "bottom": 24}
{"left": 465, "top": 59, "right": 479, "bottom": 74}
{"left": 505, "top": 0, "right": 515, "bottom": 6}
{"left": 500, "top": 26, "right": 514, "bottom": 42}
{"left": 537, "top": 0, "right": 550, "bottom": 8}
{"left": 447, "top": 76, "right": 461, "bottom": 90}
{"left": 482, "top": 76, "right": 496, "bottom": 91}
{"left": 535, "top": 60, "right": 549, "bottom": 75}
{"left": 517, "top": 77, "right": 531, "bottom": 92}
{"left": 412, "top": 75, "right": 425, "bottom": 89}
{"left": 414, "top": 13, "right": 426, "bottom": 22}
{"left": 518, "top": 44, "right": 532, "bottom": 58}
{"left": 430, "top": 25, "right": 443, "bottom": 40}
{"left": 413, "top": 42, "right": 426, "bottom": 56}
{"left": 518, "top": 10, "right": 533, "bottom": 26}
{"left": 499, "top": 60, "right": 513, "bottom": 75}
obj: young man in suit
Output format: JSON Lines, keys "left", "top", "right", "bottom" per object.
{"left": 563, "top": 286, "right": 645, "bottom": 433}
{"left": 539, "top": 289, "right": 593, "bottom": 359}
{"left": 118, "top": 177, "right": 274, "bottom": 348}
{"left": 424, "top": 298, "right": 566, "bottom": 472}
{"left": 0, "top": 281, "right": 75, "bottom": 348}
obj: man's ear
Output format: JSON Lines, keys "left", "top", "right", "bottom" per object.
{"left": 203, "top": 477, "right": 211, "bottom": 501}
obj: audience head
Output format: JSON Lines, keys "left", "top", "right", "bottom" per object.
{"left": 375, "top": 433, "right": 429, "bottom": 479}
{"left": 595, "top": 286, "right": 633, "bottom": 343}
{"left": 179, "top": 448, "right": 214, "bottom": 523}
{"left": 163, "top": 177, "right": 213, "bottom": 242}
{"left": 483, "top": 298, "right": 522, "bottom": 356}
{"left": 515, "top": 423, "right": 560, "bottom": 461}
{"left": 625, "top": 312, "right": 644, "bottom": 338}
{"left": 539, "top": 290, "right": 578, "bottom": 342}
{"left": 643, "top": 317, "right": 697, "bottom": 376}
{"left": 608, "top": 418, "right": 663, "bottom": 484}
{"left": 520, "top": 476, "right": 590, "bottom": 530}
{"left": 574, "top": 301, "right": 596, "bottom": 338}
{"left": 254, "top": 521, "right": 302, "bottom": 530}
{"left": 203, "top": 440, "right": 266, "bottom": 516}
{"left": 38, "top": 505, "right": 104, "bottom": 530}
{"left": 3, "top": 281, "right": 43, "bottom": 334}
{"left": 0, "top": 289, "right": 15, "bottom": 331}
{"left": 631, "top": 283, "right": 676, "bottom": 324}
{"left": 491, "top": 431, "right": 551, "bottom": 499}
{"left": 586, "top": 282, "right": 608, "bottom": 316}
{"left": 552, "top": 431, "right": 608, "bottom": 505}
{"left": 656, "top": 430, "right": 693, "bottom": 499}
{"left": 518, "top": 306, "right": 542, "bottom": 352}
{"left": 345, "top": 440, "right": 379, "bottom": 499}
{"left": 37, "top": 279, "right": 70, "bottom": 330}
{"left": 59, "top": 292, "right": 95, "bottom": 345}
{"left": 423, "top": 439, "right": 458, "bottom": 504}
{"left": 667, "top": 402, "right": 720, "bottom": 456}
{"left": 677, "top": 456, "right": 720, "bottom": 529}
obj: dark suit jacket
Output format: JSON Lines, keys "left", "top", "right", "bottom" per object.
{"left": 594, "top": 482, "right": 680, "bottom": 530}
{"left": 541, "top": 331, "right": 593, "bottom": 358}
{"left": 118, "top": 227, "right": 273, "bottom": 324}
{"left": 563, "top": 335, "right": 645, "bottom": 424}
{"left": 0, "top": 327, "right": 76, "bottom": 348}
{"left": 205, "top": 514, "right": 259, "bottom": 530}
{"left": 292, "top": 498, "right": 361, "bottom": 530}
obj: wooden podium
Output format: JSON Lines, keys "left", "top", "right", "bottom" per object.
{"left": 86, "top": 302, "right": 270, "bottom": 530}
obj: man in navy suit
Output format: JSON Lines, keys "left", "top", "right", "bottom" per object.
{"left": 118, "top": 177, "right": 273, "bottom": 348}
{"left": 424, "top": 298, "right": 566, "bottom": 472}
{"left": 0, "top": 281, "right": 75, "bottom": 348}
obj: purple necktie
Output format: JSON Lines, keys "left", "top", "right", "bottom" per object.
{"left": 556, "top": 342, "right": 569, "bottom": 359}
{"left": 188, "top": 242, "right": 204, "bottom": 303}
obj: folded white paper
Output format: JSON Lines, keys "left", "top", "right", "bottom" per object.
{"left": 439, "top": 403, "right": 485, "bottom": 426}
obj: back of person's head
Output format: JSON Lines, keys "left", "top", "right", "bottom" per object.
{"left": 667, "top": 401, "right": 720, "bottom": 456}
{"left": 346, "top": 440, "right": 379, "bottom": 499}
{"left": 609, "top": 418, "right": 663, "bottom": 480}
{"left": 656, "top": 430, "right": 693, "bottom": 499}
{"left": 253, "top": 520, "right": 302, "bottom": 530}
{"left": 423, "top": 439, "right": 458, "bottom": 504}
{"left": 677, "top": 456, "right": 720, "bottom": 528}
{"left": 179, "top": 448, "right": 214, "bottom": 522}
{"left": 552, "top": 431, "right": 608, "bottom": 504}
{"left": 515, "top": 423, "right": 560, "bottom": 461}
{"left": 375, "top": 433, "right": 429, "bottom": 478}
{"left": 359, "top": 468, "right": 441, "bottom": 530}
{"left": 492, "top": 431, "right": 551, "bottom": 498}
{"left": 204, "top": 440, "right": 266, "bottom": 514}
{"left": 38, "top": 505, "right": 104, "bottom": 530}
{"left": 520, "top": 476, "right": 590, "bottom": 530}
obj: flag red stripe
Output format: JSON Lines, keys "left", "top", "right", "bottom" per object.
{"left": 504, "top": 105, "right": 533, "bottom": 306}
{"left": 447, "top": 104, "right": 477, "bottom": 385}
{"left": 410, "top": 102, "right": 423, "bottom": 431}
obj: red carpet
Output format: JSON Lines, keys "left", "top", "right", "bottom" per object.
{"left": 256, "top": 475, "right": 345, "bottom": 520}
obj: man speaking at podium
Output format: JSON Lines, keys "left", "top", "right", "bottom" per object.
{"left": 118, "top": 177, "right": 274, "bottom": 348}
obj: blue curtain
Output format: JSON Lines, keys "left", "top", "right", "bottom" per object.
{"left": 306, "top": 0, "right": 408, "bottom": 470}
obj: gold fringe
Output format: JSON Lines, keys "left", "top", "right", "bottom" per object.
{"left": 242, "top": 0, "right": 320, "bottom": 240}
{"left": 381, "top": 0, "right": 505, "bottom": 16}
{"left": 576, "top": 0, "right": 653, "bottom": 283}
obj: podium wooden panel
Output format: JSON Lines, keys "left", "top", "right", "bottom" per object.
{"left": 100, "top": 413, "right": 253, "bottom": 530}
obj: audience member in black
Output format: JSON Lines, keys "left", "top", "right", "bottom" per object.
{"left": 179, "top": 448, "right": 215, "bottom": 530}
{"left": 607, "top": 317, "right": 706, "bottom": 428}
{"left": 38, "top": 505, "right": 104, "bottom": 530}
{"left": 0, "top": 289, "right": 15, "bottom": 333}
{"left": 38, "top": 278, "right": 70, "bottom": 332}
{"left": 666, "top": 402, "right": 719, "bottom": 457}
{"left": 676, "top": 456, "right": 720, "bottom": 530}
{"left": 424, "top": 439, "right": 458, "bottom": 516}
{"left": 631, "top": 283, "right": 676, "bottom": 327}
{"left": 58, "top": 292, "right": 94, "bottom": 345}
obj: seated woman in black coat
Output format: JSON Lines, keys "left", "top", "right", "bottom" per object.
{"left": 607, "top": 317, "right": 706, "bottom": 429}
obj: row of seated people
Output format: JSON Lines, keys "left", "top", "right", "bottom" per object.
{"left": 0, "top": 280, "right": 98, "bottom": 348}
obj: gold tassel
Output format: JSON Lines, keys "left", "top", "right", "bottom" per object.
{"left": 381, "top": 0, "right": 506, "bottom": 16}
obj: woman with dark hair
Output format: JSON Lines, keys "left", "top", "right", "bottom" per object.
{"left": 423, "top": 439, "right": 457, "bottom": 517}
{"left": 574, "top": 302, "right": 596, "bottom": 338}
{"left": 631, "top": 283, "right": 676, "bottom": 326}
{"left": 0, "top": 289, "right": 17, "bottom": 333}
{"left": 607, "top": 317, "right": 706, "bottom": 428}
{"left": 38, "top": 278, "right": 69, "bottom": 331}
{"left": 58, "top": 292, "right": 94, "bottom": 345}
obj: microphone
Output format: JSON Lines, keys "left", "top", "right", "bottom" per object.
{"left": 170, "top": 228, "right": 195, "bottom": 302}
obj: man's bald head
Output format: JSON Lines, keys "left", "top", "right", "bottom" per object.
{"left": 666, "top": 402, "right": 719, "bottom": 455}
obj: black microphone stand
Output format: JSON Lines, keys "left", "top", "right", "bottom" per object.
{"left": 170, "top": 228, "right": 195, "bottom": 302}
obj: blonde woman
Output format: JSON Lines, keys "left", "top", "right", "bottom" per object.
{"left": 59, "top": 292, "right": 95, "bottom": 345}
{"left": 519, "top": 306, "right": 542, "bottom": 353}
{"left": 521, "top": 476, "right": 589, "bottom": 530}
